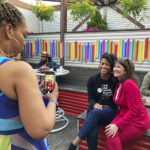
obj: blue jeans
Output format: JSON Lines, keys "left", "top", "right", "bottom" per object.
{"left": 78, "top": 106, "right": 116, "bottom": 150}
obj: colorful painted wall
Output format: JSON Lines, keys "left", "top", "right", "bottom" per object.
{"left": 24, "top": 38, "right": 150, "bottom": 63}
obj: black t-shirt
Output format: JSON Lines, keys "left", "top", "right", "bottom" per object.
{"left": 87, "top": 73, "right": 117, "bottom": 111}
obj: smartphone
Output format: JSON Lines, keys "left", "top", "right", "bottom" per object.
{"left": 43, "top": 71, "right": 55, "bottom": 94}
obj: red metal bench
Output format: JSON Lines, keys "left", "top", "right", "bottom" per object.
{"left": 58, "top": 89, "right": 150, "bottom": 150}
{"left": 58, "top": 89, "right": 88, "bottom": 117}
{"left": 78, "top": 112, "right": 150, "bottom": 150}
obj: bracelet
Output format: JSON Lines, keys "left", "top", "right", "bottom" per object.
{"left": 48, "top": 99, "right": 58, "bottom": 107}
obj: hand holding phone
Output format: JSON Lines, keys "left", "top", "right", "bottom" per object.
{"left": 44, "top": 71, "right": 55, "bottom": 94}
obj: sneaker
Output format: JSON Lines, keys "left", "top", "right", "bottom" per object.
{"left": 67, "top": 143, "right": 77, "bottom": 150}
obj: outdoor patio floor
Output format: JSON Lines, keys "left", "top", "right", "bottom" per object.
{"left": 48, "top": 115, "right": 78, "bottom": 150}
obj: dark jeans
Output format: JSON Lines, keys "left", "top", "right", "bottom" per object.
{"left": 78, "top": 106, "right": 116, "bottom": 150}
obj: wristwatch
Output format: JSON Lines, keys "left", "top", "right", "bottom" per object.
{"left": 48, "top": 99, "right": 58, "bottom": 110}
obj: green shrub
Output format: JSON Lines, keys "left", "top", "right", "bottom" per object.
{"left": 87, "top": 9, "right": 108, "bottom": 31}
{"left": 31, "top": 2, "right": 55, "bottom": 22}
{"left": 69, "top": 0, "right": 97, "bottom": 23}
{"left": 118, "top": 0, "right": 148, "bottom": 21}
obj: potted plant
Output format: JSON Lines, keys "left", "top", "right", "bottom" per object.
{"left": 86, "top": 9, "right": 108, "bottom": 31}
{"left": 69, "top": 0, "right": 97, "bottom": 23}
{"left": 31, "top": 2, "right": 55, "bottom": 31}
{"left": 118, "top": 0, "right": 148, "bottom": 21}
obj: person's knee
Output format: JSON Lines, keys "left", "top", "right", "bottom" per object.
{"left": 88, "top": 108, "right": 101, "bottom": 117}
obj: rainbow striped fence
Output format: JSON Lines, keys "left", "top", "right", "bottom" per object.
{"left": 23, "top": 38, "right": 150, "bottom": 63}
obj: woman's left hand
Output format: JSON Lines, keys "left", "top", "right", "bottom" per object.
{"left": 105, "top": 124, "right": 118, "bottom": 138}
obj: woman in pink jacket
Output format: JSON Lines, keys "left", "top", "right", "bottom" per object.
{"left": 105, "top": 58, "right": 150, "bottom": 150}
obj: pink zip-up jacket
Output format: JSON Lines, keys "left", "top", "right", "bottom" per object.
{"left": 113, "top": 79, "right": 150, "bottom": 130}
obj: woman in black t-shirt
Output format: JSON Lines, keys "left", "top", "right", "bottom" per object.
{"left": 67, "top": 53, "right": 118, "bottom": 150}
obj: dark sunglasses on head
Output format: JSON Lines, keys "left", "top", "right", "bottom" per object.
{"left": 123, "top": 58, "right": 130, "bottom": 65}
{"left": 41, "top": 54, "right": 47, "bottom": 57}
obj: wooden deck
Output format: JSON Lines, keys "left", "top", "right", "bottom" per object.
{"left": 48, "top": 115, "right": 77, "bottom": 150}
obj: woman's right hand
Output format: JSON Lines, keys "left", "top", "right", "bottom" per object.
{"left": 141, "top": 97, "right": 146, "bottom": 105}
{"left": 94, "top": 103, "right": 103, "bottom": 110}
{"left": 43, "top": 83, "right": 59, "bottom": 101}
{"left": 40, "top": 81, "right": 59, "bottom": 101}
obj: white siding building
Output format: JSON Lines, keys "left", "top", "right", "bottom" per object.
{"left": 17, "top": 0, "right": 150, "bottom": 33}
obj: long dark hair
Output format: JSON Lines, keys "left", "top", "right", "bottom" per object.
{"left": 115, "top": 58, "right": 139, "bottom": 85}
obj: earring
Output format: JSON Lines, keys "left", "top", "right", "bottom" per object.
{"left": 11, "top": 38, "right": 19, "bottom": 46}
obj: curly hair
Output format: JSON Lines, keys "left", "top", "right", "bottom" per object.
{"left": 0, "top": 0, "right": 24, "bottom": 28}
{"left": 101, "top": 52, "right": 117, "bottom": 72}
